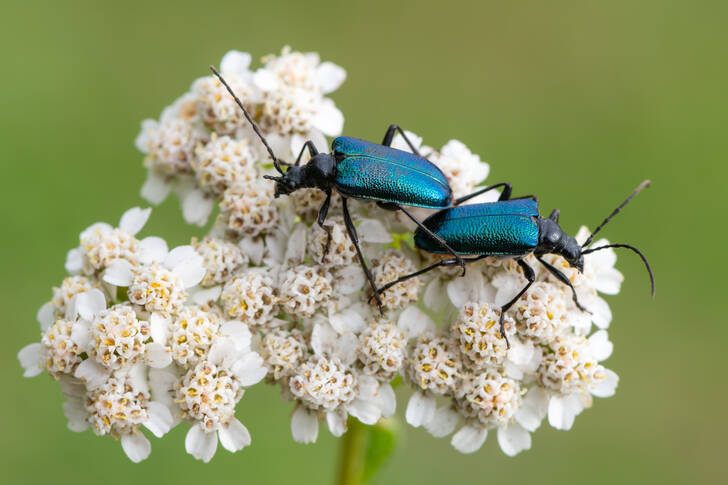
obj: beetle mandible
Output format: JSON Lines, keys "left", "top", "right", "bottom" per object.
{"left": 375, "top": 180, "right": 655, "bottom": 346}
{"left": 210, "top": 66, "right": 509, "bottom": 311}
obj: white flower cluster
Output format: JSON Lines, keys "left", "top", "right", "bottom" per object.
{"left": 20, "top": 47, "right": 625, "bottom": 463}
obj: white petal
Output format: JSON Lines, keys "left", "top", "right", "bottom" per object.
{"left": 326, "top": 411, "right": 348, "bottom": 437}
{"left": 232, "top": 352, "right": 267, "bottom": 386}
{"left": 18, "top": 343, "right": 44, "bottom": 377}
{"left": 451, "top": 424, "right": 487, "bottom": 454}
{"left": 253, "top": 69, "right": 280, "bottom": 91}
{"left": 497, "top": 424, "right": 531, "bottom": 457}
{"left": 181, "top": 189, "right": 214, "bottom": 227}
{"left": 348, "top": 398, "right": 381, "bottom": 425}
{"left": 138, "top": 237, "right": 169, "bottom": 264}
{"left": 588, "top": 330, "right": 613, "bottom": 361}
{"left": 220, "top": 50, "right": 252, "bottom": 75}
{"left": 316, "top": 62, "right": 346, "bottom": 94}
{"left": 424, "top": 406, "right": 459, "bottom": 438}
{"left": 218, "top": 418, "right": 251, "bottom": 452}
{"left": 291, "top": 407, "right": 319, "bottom": 444}
{"left": 312, "top": 98, "right": 344, "bottom": 136}
{"left": 284, "top": 224, "right": 307, "bottom": 264}
{"left": 103, "top": 259, "right": 134, "bottom": 286}
{"left": 238, "top": 237, "right": 264, "bottom": 265}
{"left": 185, "top": 424, "right": 218, "bottom": 462}
{"left": 74, "top": 359, "right": 109, "bottom": 389}
{"left": 333, "top": 265, "right": 365, "bottom": 294}
{"left": 592, "top": 369, "right": 619, "bottom": 398}
{"left": 507, "top": 337, "right": 534, "bottom": 366}
{"left": 448, "top": 269, "right": 490, "bottom": 308}
{"left": 189, "top": 285, "right": 222, "bottom": 305}
{"left": 141, "top": 171, "right": 172, "bottom": 205}
{"left": 376, "top": 383, "right": 396, "bottom": 418}
{"left": 221, "top": 321, "right": 252, "bottom": 350}
{"left": 333, "top": 333, "right": 359, "bottom": 367}
{"left": 514, "top": 387, "right": 548, "bottom": 432}
{"left": 63, "top": 398, "right": 89, "bottom": 432}
{"left": 121, "top": 433, "right": 151, "bottom": 463}
{"left": 173, "top": 258, "right": 206, "bottom": 289}
{"left": 423, "top": 278, "right": 447, "bottom": 312}
{"left": 145, "top": 401, "right": 174, "bottom": 438}
{"left": 405, "top": 392, "right": 436, "bottom": 427}
{"left": 146, "top": 342, "right": 172, "bottom": 368}
{"left": 358, "top": 218, "right": 392, "bottom": 244}
{"left": 398, "top": 306, "right": 436, "bottom": 339}
{"left": 587, "top": 295, "right": 612, "bottom": 329}
{"left": 329, "top": 307, "right": 365, "bottom": 334}
{"left": 548, "top": 394, "right": 584, "bottom": 431}
{"left": 37, "top": 303, "right": 55, "bottom": 331}
{"left": 148, "top": 368, "right": 179, "bottom": 409}
{"left": 70, "top": 320, "right": 91, "bottom": 351}
{"left": 74, "top": 289, "right": 106, "bottom": 321}
{"left": 208, "top": 338, "right": 236, "bottom": 367}
{"left": 594, "top": 268, "right": 623, "bottom": 295}
{"left": 150, "top": 312, "right": 171, "bottom": 344}
{"left": 119, "top": 207, "right": 151, "bottom": 235}
{"left": 311, "top": 322, "right": 338, "bottom": 356}
{"left": 126, "top": 363, "right": 150, "bottom": 396}
{"left": 164, "top": 245, "right": 198, "bottom": 270}
{"left": 64, "top": 247, "right": 83, "bottom": 274}
{"left": 357, "top": 374, "right": 379, "bottom": 401}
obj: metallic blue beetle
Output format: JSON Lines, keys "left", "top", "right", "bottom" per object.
{"left": 377, "top": 181, "right": 655, "bottom": 345}
{"left": 210, "top": 67, "right": 493, "bottom": 310}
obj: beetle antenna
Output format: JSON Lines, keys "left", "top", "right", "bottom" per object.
{"left": 263, "top": 175, "right": 282, "bottom": 182}
{"left": 209, "top": 66, "right": 284, "bottom": 175}
{"left": 582, "top": 180, "right": 650, "bottom": 248}
{"left": 582, "top": 243, "right": 655, "bottom": 296}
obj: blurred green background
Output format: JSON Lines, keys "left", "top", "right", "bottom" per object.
{"left": 1, "top": 0, "right": 725, "bottom": 483}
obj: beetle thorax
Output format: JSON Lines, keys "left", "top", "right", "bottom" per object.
{"left": 272, "top": 153, "right": 336, "bottom": 196}
{"left": 536, "top": 218, "right": 584, "bottom": 271}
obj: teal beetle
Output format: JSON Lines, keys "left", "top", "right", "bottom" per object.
{"left": 210, "top": 67, "right": 512, "bottom": 310}
{"left": 376, "top": 181, "right": 655, "bottom": 346}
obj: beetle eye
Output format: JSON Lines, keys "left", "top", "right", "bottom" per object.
{"left": 548, "top": 232, "right": 559, "bottom": 243}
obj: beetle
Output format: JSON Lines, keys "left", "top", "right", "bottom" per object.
{"left": 210, "top": 66, "right": 507, "bottom": 310}
{"left": 375, "top": 180, "right": 655, "bottom": 346}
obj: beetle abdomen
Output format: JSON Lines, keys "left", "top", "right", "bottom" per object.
{"left": 332, "top": 136, "right": 452, "bottom": 208}
{"left": 414, "top": 200, "right": 540, "bottom": 255}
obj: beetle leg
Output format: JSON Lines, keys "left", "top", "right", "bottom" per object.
{"left": 342, "top": 197, "right": 384, "bottom": 313}
{"left": 317, "top": 190, "right": 333, "bottom": 261}
{"left": 454, "top": 182, "right": 513, "bottom": 206}
{"left": 536, "top": 255, "right": 590, "bottom": 313}
{"left": 497, "top": 259, "right": 536, "bottom": 349}
{"left": 294, "top": 140, "right": 319, "bottom": 166}
{"left": 395, "top": 204, "right": 466, "bottom": 276}
{"left": 381, "top": 124, "right": 424, "bottom": 157}
{"left": 372, "top": 255, "right": 488, "bottom": 303}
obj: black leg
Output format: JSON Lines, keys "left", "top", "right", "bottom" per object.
{"left": 294, "top": 141, "right": 319, "bottom": 166}
{"left": 498, "top": 259, "right": 536, "bottom": 348}
{"left": 454, "top": 182, "right": 513, "bottom": 206}
{"left": 317, "top": 190, "right": 333, "bottom": 261}
{"left": 373, "top": 255, "right": 488, "bottom": 302}
{"left": 536, "top": 255, "right": 589, "bottom": 313}
{"left": 342, "top": 197, "right": 383, "bottom": 313}
{"left": 381, "top": 124, "right": 423, "bottom": 157}
{"left": 395, "top": 204, "right": 466, "bottom": 276}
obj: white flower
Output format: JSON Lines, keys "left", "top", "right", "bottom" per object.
{"left": 371, "top": 250, "right": 422, "bottom": 311}
{"left": 260, "top": 328, "right": 307, "bottom": 380}
{"left": 452, "top": 302, "right": 513, "bottom": 370}
{"left": 278, "top": 265, "right": 333, "bottom": 319}
{"left": 193, "top": 236, "right": 247, "bottom": 287}
{"left": 104, "top": 244, "right": 205, "bottom": 315}
{"left": 66, "top": 207, "right": 151, "bottom": 275}
{"left": 357, "top": 320, "right": 406, "bottom": 381}
{"left": 220, "top": 268, "right": 278, "bottom": 326}
{"left": 86, "top": 365, "right": 174, "bottom": 462}
{"left": 192, "top": 134, "right": 258, "bottom": 196}
{"left": 288, "top": 322, "right": 394, "bottom": 442}
{"left": 177, "top": 333, "right": 264, "bottom": 462}
{"left": 430, "top": 139, "right": 490, "bottom": 198}
{"left": 218, "top": 179, "right": 279, "bottom": 237}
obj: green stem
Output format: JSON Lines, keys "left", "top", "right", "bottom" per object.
{"left": 337, "top": 418, "right": 367, "bottom": 485}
